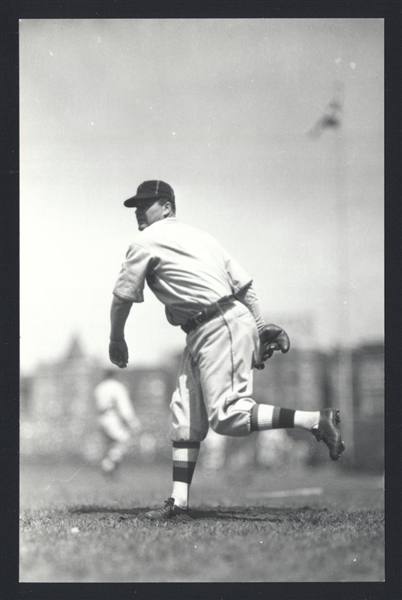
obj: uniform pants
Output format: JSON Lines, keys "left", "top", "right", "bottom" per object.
{"left": 99, "top": 411, "right": 131, "bottom": 462}
{"left": 170, "top": 301, "right": 260, "bottom": 443}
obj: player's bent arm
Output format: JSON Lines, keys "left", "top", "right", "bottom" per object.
{"left": 109, "top": 294, "right": 133, "bottom": 368}
{"left": 235, "top": 284, "right": 266, "bottom": 332}
{"left": 236, "top": 284, "right": 290, "bottom": 368}
{"left": 110, "top": 294, "right": 133, "bottom": 340}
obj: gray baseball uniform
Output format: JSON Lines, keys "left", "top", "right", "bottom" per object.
{"left": 113, "top": 217, "right": 261, "bottom": 442}
{"left": 109, "top": 180, "right": 343, "bottom": 520}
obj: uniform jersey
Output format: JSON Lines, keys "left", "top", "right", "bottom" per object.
{"left": 93, "top": 378, "right": 138, "bottom": 425}
{"left": 113, "top": 218, "right": 253, "bottom": 326}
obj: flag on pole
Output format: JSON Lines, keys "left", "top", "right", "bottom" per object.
{"left": 308, "top": 81, "right": 343, "bottom": 138}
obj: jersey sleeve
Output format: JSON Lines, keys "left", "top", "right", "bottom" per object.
{"left": 222, "top": 248, "right": 253, "bottom": 295}
{"left": 236, "top": 283, "right": 266, "bottom": 332}
{"left": 113, "top": 243, "right": 154, "bottom": 302}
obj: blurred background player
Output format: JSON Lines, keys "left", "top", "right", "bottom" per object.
{"left": 93, "top": 368, "right": 142, "bottom": 475}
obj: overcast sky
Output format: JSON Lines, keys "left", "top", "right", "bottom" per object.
{"left": 19, "top": 18, "right": 384, "bottom": 373}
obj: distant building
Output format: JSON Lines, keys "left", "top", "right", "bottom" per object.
{"left": 352, "top": 343, "right": 384, "bottom": 471}
{"left": 20, "top": 335, "right": 102, "bottom": 460}
{"left": 20, "top": 335, "right": 174, "bottom": 463}
{"left": 29, "top": 335, "right": 99, "bottom": 420}
{"left": 353, "top": 344, "right": 384, "bottom": 418}
{"left": 254, "top": 348, "right": 329, "bottom": 410}
{"left": 20, "top": 333, "right": 384, "bottom": 472}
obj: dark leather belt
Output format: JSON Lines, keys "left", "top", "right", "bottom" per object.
{"left": 181, "top": 295, "right": 235, "bottom": 334}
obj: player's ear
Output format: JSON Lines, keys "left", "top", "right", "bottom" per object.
{"left": 163, "top": 201, "right": 172, "bottom": 216}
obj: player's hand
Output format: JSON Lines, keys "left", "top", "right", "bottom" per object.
{"left": 109, "top": 338, "right": 129, "bottom": 368}
{"left": 255, "top": 324, "right": 290, "bottom": 369}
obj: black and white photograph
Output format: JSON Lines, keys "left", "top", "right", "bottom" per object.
{"left": 9, "top": 9, "right": 395, "bottom": 589}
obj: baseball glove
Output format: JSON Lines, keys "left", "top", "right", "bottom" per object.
{"left": 255, "top": 323, "right": 290, "bottom": 370}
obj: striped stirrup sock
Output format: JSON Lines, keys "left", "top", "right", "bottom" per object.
{"left": 171, "top": 441, "right": 200, "bottom": 509}
{"left": 251, "top": 405, "right": 295, "bottom": 431}
{"left": 251, "top": 404, "right": 320, "bottom": 432}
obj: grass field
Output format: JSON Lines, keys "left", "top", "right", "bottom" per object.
{"left": 19, "top": 459, "right": 384, "bottom": 583}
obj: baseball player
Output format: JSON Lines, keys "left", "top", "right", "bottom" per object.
{"left": 94, "top": 368, "right": 142, "bottom": 474}
{"left": 109, "top": 180, "right": 345, "bottom": 520}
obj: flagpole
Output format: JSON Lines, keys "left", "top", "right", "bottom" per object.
{"left": 309, "top": 81, "right": 355, "bottom": 464}
{"left": 332, "top": 82, "right": 355, "bottom": 464}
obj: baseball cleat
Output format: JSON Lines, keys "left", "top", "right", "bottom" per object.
{"left": 143, "top": 497, "right": 193, "bottom": 522}
{"left": 311, "top": 408, "right": 345, "bottom": 461}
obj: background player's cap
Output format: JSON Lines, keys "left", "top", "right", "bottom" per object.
{"left": 124, "top": 180, "right": 175, "bottom": 207}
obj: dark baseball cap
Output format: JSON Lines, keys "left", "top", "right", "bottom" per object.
{"left": 124, "top": 180, "right": 175, "bottom": 207}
